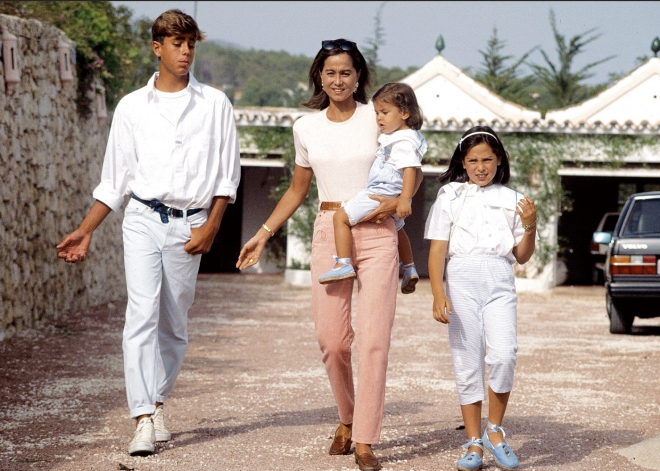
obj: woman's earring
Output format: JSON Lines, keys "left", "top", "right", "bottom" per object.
{"left": 354, "top": 82, "right": 359, "bottom": 93}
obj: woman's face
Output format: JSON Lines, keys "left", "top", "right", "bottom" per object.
{"left": 320, "top": 53, "right": 361, "bottom": 104}
{"left": 462, "top": 142, "right": 501, "bottom": 187}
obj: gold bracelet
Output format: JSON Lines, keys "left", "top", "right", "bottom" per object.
{"left": 261, "top": 223, "right": 275, "bottom": 238}
{"left": 522, "top": 218, "right": 538, "bottom": 232}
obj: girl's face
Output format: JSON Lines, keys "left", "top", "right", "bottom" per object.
{"left": 374, "top": 100, "right": 409, "bottom": 134}
{"left": 320, "top": 53, "right": 360, "bottom": 104}
{"left": 462, "top": 142, "right": 501, "bottom": 187}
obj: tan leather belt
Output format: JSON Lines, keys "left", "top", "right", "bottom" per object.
{"left": 319, "top": 201, "right": 342, "bottom": 211}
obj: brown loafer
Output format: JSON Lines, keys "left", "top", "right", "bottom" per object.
{"left": 354, "top": 449, "right": 382, "bottom": 471}
{"left": 328, "top": 424, "right": 352, "bottom": 455}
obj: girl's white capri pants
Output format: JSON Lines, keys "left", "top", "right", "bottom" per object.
{"left": 446, "top": 254, "right": 518, "bottom": 405}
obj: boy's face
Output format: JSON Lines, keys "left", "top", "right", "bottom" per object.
{"left": 152, "top": 33, "right": 197, "bottom": 78}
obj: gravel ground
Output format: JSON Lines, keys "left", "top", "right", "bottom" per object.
{"left": 1, "top": 274, "right": 659, "bottom": 471}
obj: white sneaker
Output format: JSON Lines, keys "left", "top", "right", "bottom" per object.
{"left": 152, "top": 405, "right": 172, "bottom": 442}
{"left": 128, "top": 417, "right": 155, "bottom": 455}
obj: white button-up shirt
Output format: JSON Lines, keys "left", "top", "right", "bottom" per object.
{"left": 425, "top": 182, "right": 538, "bottom": 263}
{"left": 93, "top": 73, "right": 241, "bottom": 212}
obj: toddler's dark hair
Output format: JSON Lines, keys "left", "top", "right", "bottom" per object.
{"left": 372, "top": 82, "right": 423, "bottom": 130}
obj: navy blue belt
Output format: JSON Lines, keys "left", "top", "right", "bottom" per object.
{"left": 131, "top": 194, "right": 203, "bottom": 223}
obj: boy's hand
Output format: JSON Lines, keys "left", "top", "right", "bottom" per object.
{"left": 184, "top": 224, "right": 217, "bottom": 255}
{"left": 56, "top": 229, "right": 92, "bottom": 263}
{"left": 432, "top": 293, "right": 452, "bottom": 324}
{"left": 396, "top": 200, "right": 412, "bottom": 219}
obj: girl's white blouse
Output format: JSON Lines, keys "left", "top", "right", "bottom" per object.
{"left": 424, "top": 182, "right": 539, "bottom": 263}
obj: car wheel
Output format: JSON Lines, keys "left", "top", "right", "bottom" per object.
{"left": 592, "top": 267, "right": 604, "bottom": 285}
{"left": 606, "top": 294, "right": 633, "bottom": 334}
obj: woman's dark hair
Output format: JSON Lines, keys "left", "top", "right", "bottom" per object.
{"left": 302, "top": 39, "right": 371, "bottom": 110}
{"left": 437, "top": 126, "right": 510, "bottom": 186}
{"left": 372, "top": 82, "right": 424, "bottom": 130}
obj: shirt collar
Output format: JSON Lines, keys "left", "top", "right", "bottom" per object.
{"left": 146, "top": 72, "right": 202, "bottom": 99}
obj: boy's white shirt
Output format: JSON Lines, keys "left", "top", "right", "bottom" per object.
{"left": 92, "top": 72, "right": 241, "bottom": 212}
{"left": 424, "top": 182, "right": 539, "bottom": 263}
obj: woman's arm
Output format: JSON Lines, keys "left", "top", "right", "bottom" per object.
{"left": 428, "top": 239, "right": 451, "bottom": 324}
{"left": 236, "top": 164, "right": 314, "bottom": 269}
{"left": 512, "top": 195, "right": 537, "bottom": 265}
{"left": 362, "top": 168, "right": 424, "bottom": 223}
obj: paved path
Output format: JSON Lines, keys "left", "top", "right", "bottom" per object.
{"left": 1, "top": 274, "right": 659, "bottom": 471}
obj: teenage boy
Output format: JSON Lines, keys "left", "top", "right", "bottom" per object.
{"left": 56, "top": 9, "right": 241, "bottom": 455}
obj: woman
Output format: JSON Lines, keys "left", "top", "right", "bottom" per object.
{"left": 237, "top": 39, "right": 418, "bottom": 471}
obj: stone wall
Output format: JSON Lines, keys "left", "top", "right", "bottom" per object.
{"left": 0, "top": 14, "right": 125, "bottom": 340}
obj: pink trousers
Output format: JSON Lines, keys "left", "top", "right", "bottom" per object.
{"left": 311, "top": 209, "right": 398, "bottom": 445}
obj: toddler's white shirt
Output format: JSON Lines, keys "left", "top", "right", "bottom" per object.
{"left": 424, "top": 182, "right": 539, "bottom": 263}
{"left": 377, "top": 129, "right": 426, "bottom": 171}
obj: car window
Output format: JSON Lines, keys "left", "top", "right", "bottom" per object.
{"left": 602, "top": 214, "right": 619, "bottom": 232}
{"left": 622, "top": 199, "right": 660, "bottom": 236}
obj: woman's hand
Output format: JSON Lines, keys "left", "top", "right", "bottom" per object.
{"left": 236, "top": 234, "right": 268, "bottom": 270}
{"left": 361, "top": 194, "right": 398, "bottom": 224}
{"left": 432, "top": 293, "right": 452, "bottom": 324}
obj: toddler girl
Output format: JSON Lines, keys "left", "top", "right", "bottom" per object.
{"left": 425, "top": 126, "right": 538, "bottom": 471}
{"left": 318, "top": 82, "right": 426, "bottom": 294}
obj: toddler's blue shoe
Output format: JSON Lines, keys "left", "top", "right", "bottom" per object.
{"left": 319, "top": 263, "right": 356, "bottom": 284}
{"left": 400, "top": 262, "right": 419, "bottom": 294}
{"left": 482, "top": 425, "right": 519, "bottom": 470}
{"left": 456, "top": 437, "right": 483, "bottom": 471}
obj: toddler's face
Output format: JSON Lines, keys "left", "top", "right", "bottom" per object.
{"left": 374, "top": 100, "right": 409, "bottom": 134}
{"left": 462, "top": 142, "right": 501, "bottom": 187}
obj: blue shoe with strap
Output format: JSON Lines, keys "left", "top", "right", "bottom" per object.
{"left": 456, "top": 437, "right": 483, "bottom": 471}
{"left": 318, "top": 257, "right": 356, "bottom": 284}
{"left": 482, "top": 424, "right": 519, "bottom": 470}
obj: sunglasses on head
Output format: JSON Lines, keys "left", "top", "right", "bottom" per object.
{"left": 321, "top": 40, "right": 357, "bottom": 52}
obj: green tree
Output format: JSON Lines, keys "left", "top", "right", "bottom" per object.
{"left": 530, "top": 9, "right": 615, "bottom": 109}
{"left": 474, "top": 28, "right": 537, "bottom": 106}
{"left": 363, "top": 2, "right": 387, "bottom": 87}
{"left": 0, "top": 1, "right": 155, "bottom": 114}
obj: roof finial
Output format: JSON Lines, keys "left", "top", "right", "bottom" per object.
{"left": 435, "top": 35, "right": 445, "bottom": 55}
{"left": 652, "top": 37, "right": 660, "bottom": 57}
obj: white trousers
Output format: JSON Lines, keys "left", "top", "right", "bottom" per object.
{"left": 445, "top": 255, "right": 518, "bottom": 405}
{"left": 121, "top": 198, "right": 207, "bottom": 418}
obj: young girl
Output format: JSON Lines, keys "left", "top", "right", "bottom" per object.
{"left": 318, "top": 82, "right": 427, "bottom": 294}
{"left": 425, "top": 126, "right": 538, "bottom": 471}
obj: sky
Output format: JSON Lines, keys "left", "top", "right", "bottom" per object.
{"left": 112, "top": 1, "right": 660, "bottom": 84}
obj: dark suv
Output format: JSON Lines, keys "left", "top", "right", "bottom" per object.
{"left": 599, "top": 191, "right": 660, "bottom": 334}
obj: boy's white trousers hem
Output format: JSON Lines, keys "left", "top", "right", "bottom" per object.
{"left": 121, "top": 198, "right": 206, "bottom": 419}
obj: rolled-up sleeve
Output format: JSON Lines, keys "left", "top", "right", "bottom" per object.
{"left": 212, "top": 97, "right": 241, "bottom": 203}
{"left": 92, "top": 102, "right": 136, "bottom": 212}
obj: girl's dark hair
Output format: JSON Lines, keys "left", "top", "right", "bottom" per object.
{"left": 437, "top": 126, "right": 510, "bottom": 186}
{"left": 302, "top": 39, "right": 371, "bottom": 110}
{"left": 372, "top": 82, "right": 423, "bottom": 130}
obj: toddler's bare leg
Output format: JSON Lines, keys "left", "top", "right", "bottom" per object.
{"left": 333, "top": 208, "right": 353, "bottom": 267}
{"left": 397, "top": 228, "right": 414, "bottom": 265}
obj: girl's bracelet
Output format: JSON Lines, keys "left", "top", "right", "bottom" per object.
{"left": 522, "top": 218, "right": 538, "bottom": 232}
{"left": 261, "top": 223, "right": 275, "bottom": 238}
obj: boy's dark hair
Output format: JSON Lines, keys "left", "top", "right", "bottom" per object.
{"left": 152, "top": 9, "right": 206, "bottom": 44}
{"left": 302, "top": 39, "right": 370, "bottom": 110}
{"left": 372, "top": 82, "right": 424, "bottom": 130}
{"left": 437, "top": 126, "right": 510, "bottom": 186}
